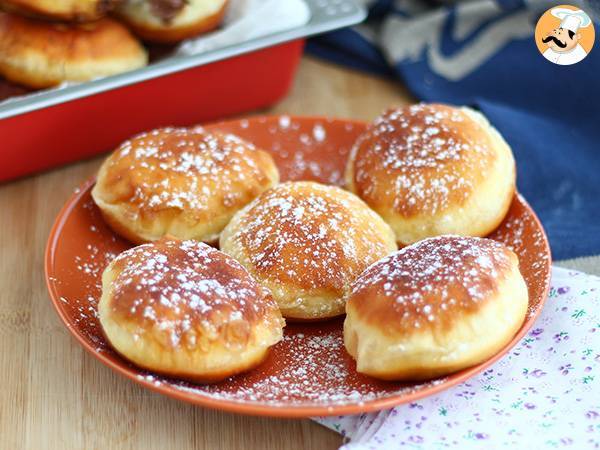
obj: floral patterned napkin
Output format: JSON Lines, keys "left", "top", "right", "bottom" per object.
{"left": 316, "top": 267, "right": 600, "bottom": 449}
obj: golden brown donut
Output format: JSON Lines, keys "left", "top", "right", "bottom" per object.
{"left": 98, "top": 239, "right": 285, "bottom": 382}
{"left": 220, "top": 181, "right": 398, "bottom": 320}
{"left": 116, "top": 0, "right": 227, "bottom": 43}
{"left": 0, "top": 0, "right": 119, "bottom": 21}
{"left": 344, "top": 235, "right": 529, "bottom": 381}
{"left": 0, "top": 13, "right": 147, "bottom": 88}
{"left": 345, "top": 104, "right": 516, "bottom": 245}
{"left": 92, "top": 126, "right": 279, "bottom": 244}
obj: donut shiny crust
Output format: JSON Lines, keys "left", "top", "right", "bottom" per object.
{"left": 92, "top": 126, "right": 279, "bottom": 244}
{"left": 99, "top": 239, "right": 284, "bottom": 382}
{"left": 220, "top": 181, "right": 398, "bottom": 320}
{"left": 0, "top": 13, "right": 147, "bottom": 88}
{"left": 345, "top": 104, "right": 515, "bottom": 244}
{"left": 344, "top": 235, "right": 529, "bottom": 380}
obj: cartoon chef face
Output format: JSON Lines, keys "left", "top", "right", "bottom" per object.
{"left": 542, "top": 26, "right": 581, "bottom": 53}
{"left": 536, "top": 6, "right": 593, "bottom": 65}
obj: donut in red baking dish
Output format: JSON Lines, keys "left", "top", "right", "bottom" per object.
{"left": 344, "top": 235, "right": 529, "bottom": 381}
{"left": 91, "top": 126, "right": 279, "bottom": 244}
{"left": 98, "top": 239, "right": 285, "bottom": 382}
{"left": 0, "top": 13, "right": 147, "bottom": 88}
{"left": 345, "top": 103, "right": 516, "bottom": 245}
{"left": 116, "top": 0, "right": 228, "bottom": 43}
{"left": 0, "top": 0, "right": 118, "bottom": 21}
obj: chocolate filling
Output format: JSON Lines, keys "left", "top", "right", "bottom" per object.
{"left": 149, "top": 0, "right": 187, "bottom": 22}
{"left": 96, "top": 0, "right": 123, "bottom": 15}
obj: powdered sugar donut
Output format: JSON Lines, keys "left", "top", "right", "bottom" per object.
{"left": 345, "top": 104, "right": 515, "bottom": 244}
{"left": 220, "top": 181, "right": 398, "bottom": 320}
{"left": 92, "top": 126, "right": 279, "bottom": 244}
{"left": 344, "top": 235, "right": 528, "bottom": 380}
{"left": 98, "top": 239, "right": 284, "bottom": 382}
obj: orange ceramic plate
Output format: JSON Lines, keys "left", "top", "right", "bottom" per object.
{"left": 45, "top": 116, "right": 552, "bottom": 418}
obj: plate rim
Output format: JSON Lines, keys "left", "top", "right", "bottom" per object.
{"left": 44, "top": 115, "right": 552, "bottom": 418}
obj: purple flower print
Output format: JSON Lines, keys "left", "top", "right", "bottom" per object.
{"left": 474, "top": 433, "right": 489, "bottom": 440}
{"left": 523, "top": 386, "right": 538, "bottom": 395}
{"left": 408, "top": 435, "right": 423, "bottom": 443}
{"left": 530, "top": 369, "right": 547, "bottom": 378}
{"left": 524, "top": 403, "right": 537, "bottom": 410}
{"left": 530, "top": 328, "right": 544, "bottom": 336}
{"left": 554, "top": 331, "right": 570, "bottom": 343}
{"left": 585, "top": 410, "right": 599, "bottom": 420}
{"left": 559, "top": 364, "right": 573, "bottom": 375}
{"left": 557, "top": 286, "right": 570, "bottom": 295}
{"left": 455, "top": 390, "right": 476, "bottom": 399}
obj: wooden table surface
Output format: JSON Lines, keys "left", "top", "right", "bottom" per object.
{"left": 0, "top": 56, "right": 412, "bottom": 450}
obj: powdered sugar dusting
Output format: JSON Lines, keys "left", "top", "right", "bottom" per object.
{"left": 96, "top": 126, "right": 276, "bottom": 216}
{"left": 350, "top": 236, "right": 514, "bottom": 330}
{"left": 226, "top": 117, "right": 356, "bottom": 186}
{"left": 165, "top": 321, "right": 448, "bottom": 406}
{"left": 351, "top": 104, "right": 494, "bottom": 215}
{"left": 313, "top": 123, "right": 326, "bottom": 142}
{"left": 108, "top": 239, "right": 281, "bottom": 351}
{"left": 227, "top": 181, "right": 395, "bottom": 293}
{"left": 59, "top": 198, "right": 129, "bottom": 352}
{"left": 489, "top": 194, "right": 551, "bottom": 319}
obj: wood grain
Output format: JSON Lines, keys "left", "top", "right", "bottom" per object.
{"left": 0, "top": 56, "right": 412, "bottom": 450}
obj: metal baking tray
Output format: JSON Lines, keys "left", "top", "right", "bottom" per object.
{"left": 0, "top": 0, "right": 366, "bottom": 120}
{"left": 0, "top": 0, "right": 366, "bottom": 182}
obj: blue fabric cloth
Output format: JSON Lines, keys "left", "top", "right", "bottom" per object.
{"left": 307, "top": 0, "right": 600, "bottom": 261}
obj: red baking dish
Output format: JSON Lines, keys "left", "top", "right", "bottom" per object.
{"left": 0, "top": 41, "right": 302, "bottom": 182}
{"left": 0, "top": 0, "right": 366, "bottom": 182}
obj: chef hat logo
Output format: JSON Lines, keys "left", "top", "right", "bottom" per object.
{"left": 535, "top": 4, "right": 595, "bottom": 66}
{"left": 551, "top": 7, "right": 592, "bottom": 32}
